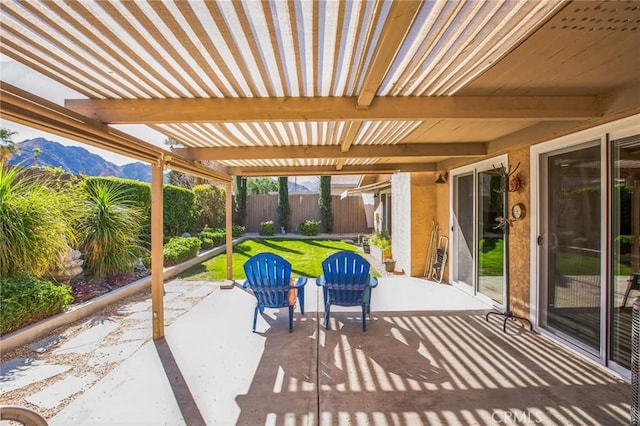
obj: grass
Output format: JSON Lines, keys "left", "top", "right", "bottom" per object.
{"left": 479, "top": 239, "right": 633, "bottom": 277}
{"left": 177, "top": 238, "right": 375, "bottom": 281}
{"left": 479, "top": 238, "right": 504, "bottom": 276}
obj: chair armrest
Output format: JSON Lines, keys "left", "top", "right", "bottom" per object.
{"left": 295, "top": 276, "right": 308, "bottom": 289}
{"left": 369, "top": 276, "right": 379, "bottom": 288}
{"left": 316, "top": 275, "right": 326, "bottom": 287}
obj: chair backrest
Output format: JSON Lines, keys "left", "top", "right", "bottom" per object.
{"left": 243, "top": 253, "right": 292, "bottom": 308}
{"left": 321, "top": 251, "right": 371, "bottom": 306}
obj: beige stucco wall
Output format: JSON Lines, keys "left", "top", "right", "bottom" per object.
{"left": 506, "top": 147, "right": 531, "bottom": 318}
{"left": 410, "top": 173, "right": 437, "bottom": 277}
{"left": 391, "top": 172, "right": 439, "bottom": 277}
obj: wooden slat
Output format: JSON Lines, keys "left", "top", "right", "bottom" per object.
{"left": 65, "top": 95, "right": 602, "bottom": 123}
{"left": 229, "top": 162, "right": 436, "bottom": 177}
{"left": 356, "top": 1, "right": 421, "bottom": 108}
{"left": 172, "top": 142, "right": 486, "bottom": 161}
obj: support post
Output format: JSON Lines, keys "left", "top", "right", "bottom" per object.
{"left": 151, "top": 159, "right": 165, "bottom": 340}
{"left": 226, "top": 181, "right": 233, "bottom": 280}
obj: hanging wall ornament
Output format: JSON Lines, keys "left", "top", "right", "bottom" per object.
{"left": 509, "top": 172, "right": 526, "bottom": 192}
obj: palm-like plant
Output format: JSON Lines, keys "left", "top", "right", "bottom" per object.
{"left": 0, "top": 128, "right": 19, "bottom": 167}
{"left": 79, "top": 180, "right": 145, "bottom": 278}
{"left": 0, "top": 167, "right": 76, "bottom": 278}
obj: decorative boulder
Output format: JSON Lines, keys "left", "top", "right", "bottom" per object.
{"left": 52, "top": 246, "right": 84, "bottom": 282}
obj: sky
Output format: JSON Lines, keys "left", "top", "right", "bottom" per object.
{"left": 0, "top": 55, "right": 167, "bottom": 166}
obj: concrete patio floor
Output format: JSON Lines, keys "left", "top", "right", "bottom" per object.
{"left": 6, "top": 277, "right": 631, "bottom": 425}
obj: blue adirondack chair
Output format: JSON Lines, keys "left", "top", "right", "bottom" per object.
{"left": 243, "top": 253, "right": 307, "bottom": 332}
{"left": 316, "top": 250, "right": 378, "bottom": 331}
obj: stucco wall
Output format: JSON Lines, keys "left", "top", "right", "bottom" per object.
{"left": 507, "top": 147, "right": 531, "bottom": 318}
{"left": 392, "top": 173, "right": 412, "bottom": 274}
{"left": 391, "top": 172, "right": 439, "bottom": 277}
{"left": 410, "top": 173, "right": 437, "bottom": 277}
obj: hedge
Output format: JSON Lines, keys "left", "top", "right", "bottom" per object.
{"left": 1, "top": 277, "right": 73, "bottom": 335}
{"left": 163, "top": 236, "right": 202, "bottom": 267}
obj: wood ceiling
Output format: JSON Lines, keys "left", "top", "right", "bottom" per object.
{"left": 1, "top": 0, "right": 639, "bottom": 178}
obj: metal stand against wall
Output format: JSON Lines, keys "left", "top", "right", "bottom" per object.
{"left": 485, "top": 163, "right": 533, "bottom": 333}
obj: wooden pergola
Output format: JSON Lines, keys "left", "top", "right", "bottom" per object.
{"left": 1, "top": 0, "right": 639, "bottom": 339}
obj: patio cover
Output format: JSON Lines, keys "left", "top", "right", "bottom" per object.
{"left": 2, "top": 0, "right": 638, "bottom": 180}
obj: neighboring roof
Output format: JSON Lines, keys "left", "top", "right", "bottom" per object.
{"left": 1, "top": 1, "right": 639, "bottom": 179}
{"left": 344, "top": 179, "right": 392, "bottom": 198}
{"left": 331, "top": 175, "right": 363, "bottom": 188}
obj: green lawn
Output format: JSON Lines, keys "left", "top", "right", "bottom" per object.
{"left": 478, "top": 239, "right": 632, "bottom": 276}
{"left": 177, "top": 238, "right": 374, "bottom": 281}
{"left": 479, "top": 238, "right": 504, "bottom": 276}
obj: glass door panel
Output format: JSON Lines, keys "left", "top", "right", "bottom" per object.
{"left": 543, "top": 143, "right": 601, "bottom": 353}
{"left": 478, "top": 169, "right": 504, "bottom": 304}
{"left": 611, "top": 135, "right": 640, "bottom": 369}
{"left": 453, "top": 174, "right": 474, "bottom": 287}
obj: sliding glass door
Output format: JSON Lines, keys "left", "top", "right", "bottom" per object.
{"left": 453, "top": 173, "right": 474, "bottom": 289}
{"left": 478, "top": 169, "right": 504, "bottom": 304}
{"left": 540, "top": 143, "right": 602, "bottom": 353}
{"left": 611, "top": 135, "right": 640, "bottom": 370}
{"left": 451, "top": 157, "right": 506, "bottom": 305}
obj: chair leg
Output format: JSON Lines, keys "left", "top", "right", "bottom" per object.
{"left": 324, "top": 304, "right": 331, "bottom": 329}
{"left": 252, "top": 305, "right": 259, "bottom": 332}
{"left": 298, "top": 288, "right": 305, "bottom": 315}
{"left": 362, "top": 304, "right": 367, "bottom": 332}
{"left": 288, "top": 305, "right": 294, "bottom": 333}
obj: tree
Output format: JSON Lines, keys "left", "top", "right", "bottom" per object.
{"left": 234, "top": 176, "right": 247, "bottom": 226}
{"left": 277, "top": 176, "right": 290, "bottom": 232}
{"left": 32, "top": 147, "right": 42, "bottom": 166}
{"left": 319, "top": 175, "right": 333, "bottom": 233}
{"left": 0, "top": 128, "right": 19, "bottom": 167}
{"left": 248, "top": 177, "right": 278, "bottom": 195}
{"left": 194, "top": 184, "right": 226, "bottom": 229}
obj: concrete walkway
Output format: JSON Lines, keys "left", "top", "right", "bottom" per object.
{"left": 1, "top": 277, "right": 631, "bottom": 425}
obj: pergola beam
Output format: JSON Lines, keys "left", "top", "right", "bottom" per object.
{"left": 230, "top": 162, "right": 436, "bottom": 177}
{"left": 0, "top": 82, "right": 232, "bottom": 183}
{"left": 64, "top": 96, "right": 602, "bottom": 124}
{"left": 172, "top": 142, "right": 486, "bottom": 161}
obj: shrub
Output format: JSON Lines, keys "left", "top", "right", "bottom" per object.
{"left": 79, "top": 179, "right": 145, "bottom": 278}
{"left": 83, "top": 176, "right": 151, "bottom": 245}
{"left": 106, "top": 272, "right": 135, "bottom": 289}
{"left": 299, "top": 219, "right": 320, "bottom": 236}
{"left": 233, "top": 176, "right": 247, "bottom": 226}
{"left": 193, "top": 184, "right": 226, "bottom": 229}
{"left": 232, "top": 224, "right": 245, "bottom": 237}
{"left": 277, "top": 177, "right": 290, "bottom": 232}
{"left": 163, "top": 237, "right": 202, "bottom": 266}
{"left": 200, "top": 237, "right": 214, "bottom": 250}
{"left": 319, "top": 176, "right": 333, "bottom": 233}
{"left": 1, "top": 277, "right": 73, "bottom": 335}
{"left": 260, "top": 220, "right": 275, "bottom": 236}
{"left": 164, "top": 184, "right": 198, "bottom": 236}
{"left": 0, "top": 167, "right": 79, "bottom": 278}
{"left": 370, "top": 232, "right": 392, "bottom": 258}
{"left": 198, "top": 226, "right": 225, "bottom": 246}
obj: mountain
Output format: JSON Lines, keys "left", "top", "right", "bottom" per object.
{"left": 8, "top": 138, "right": 152, "bottom": 182}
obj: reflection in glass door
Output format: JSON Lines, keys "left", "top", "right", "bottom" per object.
{"left": 611, "top": 135, "right": 640, "bottom": 369}
{"left": 541, "top": 143, "right": 601, "bottom": 353}
{"left": 453, "top": 174, "right": 474, "bottom": 288}
{"left": 478, "top": 169, "right": 504, "bottom": 304}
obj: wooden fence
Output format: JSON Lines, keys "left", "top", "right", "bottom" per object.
{"left": 245, "top": 194, "right": 370, "bottom": 234}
